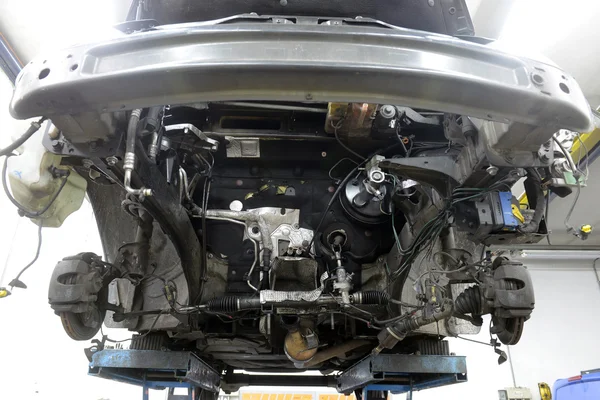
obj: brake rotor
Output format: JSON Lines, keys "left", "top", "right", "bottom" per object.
{"left": 58, "top": 273, "right": 104, "bottom": 341}
{"left": 494, "top": 316, "right": 525, "bottom": 345}
{"left": 492, "top": 279, "right": 525, "bottom": 345}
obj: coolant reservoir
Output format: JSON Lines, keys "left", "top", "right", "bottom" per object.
{"left": 7, "top": 121, "right": 86, "bottom": 227}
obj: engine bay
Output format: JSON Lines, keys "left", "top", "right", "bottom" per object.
{"left": 42, "top": 101, "right": 544, "bottom": 372}
{"left": 3, "top": 14, "right": 595, "bottom": 394}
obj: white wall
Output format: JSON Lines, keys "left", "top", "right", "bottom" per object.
{"left": 410, "top": 261, "right": 600, "bottom": 400}
{"left": 0, "top": 68, "right": 145, "bottom": 400}
{"left": 510, "top": 263, "right": 600, "bottom": 395}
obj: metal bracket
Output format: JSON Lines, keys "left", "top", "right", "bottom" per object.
{"left": 381, "top": 156, "right": 463, "bottom": 196}
{"left": 336, "top": 354, "right": 467, "bottom": 394}
{"left": 88, "top": 349, "right": 220, "bottom": 393}
{"left": 225, "top": 136, "right": 260, "bottom": 158}
{"left": 164, "top": 124, "right": 219, "bottom": 151}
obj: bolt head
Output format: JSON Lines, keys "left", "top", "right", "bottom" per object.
{"left": 370, "top": 170, "right": 385, "bottom": 183}
{"left": 51, "top": 139, "right": 63, "bottom": 150}
{"left": 105, "top": 156, "right": 118, "bottom": 166}
{"left": 486, "top": 166, "right": 499, "bottom": 176}
{"left": 82, "top": 159, "right": 94, "bottom": 168}
{"left": 321, "top": 151, "right": 327, "bottom": 158}
{"left": 379, "top": 105, "right": 396, "bottom": 119}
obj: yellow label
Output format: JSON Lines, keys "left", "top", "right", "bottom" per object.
{"left": 243, "top": 394, "right": 314, "bottom": 400}
{"left": 319, "top": 395, "right": 357, "bottom": 400}
{"left": 511, "top": 204, "right": 525, "bottom": 223}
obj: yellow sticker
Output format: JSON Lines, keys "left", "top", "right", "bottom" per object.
{"left": 511, "top": 204, "right": 525, "bottom": 223}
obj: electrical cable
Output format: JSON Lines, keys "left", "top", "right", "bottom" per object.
{"left": 307, "top": 158, "right": 369, "bottom": 251}
{"left": 0, "top": 117, "right": 47, "bottom": 157}
{"left": 8, "top": 224, "right": 43, "bottom": 289}
{"left": 388, "top": 298, "right": 422, "bottom": 308}
{"left": 332, "top": 120, "right": 365, "bottom": 161}
{"left": 328, "top": 157, "right": 358, "bottom": 182}
{"left": 195, "top": 164, "right": 213, "bottom": 304}
{"left": 563, "top": 182, "right": 581, "bottom": 235}
{"left": 2, "top": 154, "right": 70, "bottom": 219}
{"left": 553, "top": 136, "right": 579, "bottom": 177}
{"left": 575, "top": 133, "right": 590, "bottom": 179}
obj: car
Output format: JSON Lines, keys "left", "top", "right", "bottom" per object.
{"left": 3, "top": 0, "right": 594, "bottom": 398}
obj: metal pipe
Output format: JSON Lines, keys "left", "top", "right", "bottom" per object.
{"left": 194, "top": 215, "right": 261, "bottom": 291}
{"left": 124, "top": 109, "right": 152, "bottom": 196}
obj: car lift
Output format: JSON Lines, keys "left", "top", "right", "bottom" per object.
{"left": 86, "top": 338, "right": 467, "bottom": 400}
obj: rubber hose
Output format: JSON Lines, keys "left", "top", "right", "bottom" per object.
{"left": 454, "top": 286, "right": 482, "bottom": 315}
{"left": 519, "top": 168, "right": 545, "bottom": 233}
{"left": 0, "top": 117, "right": 47, "bottom": 157}
{"left": 126, "top": 109, "right": 143, "bottom": 156}
{"left": 145, "top": 106, "right": 162, "bottom": 132}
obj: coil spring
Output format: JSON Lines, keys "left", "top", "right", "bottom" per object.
{"left": 207, "top": 296, "right": 239, "bottom": 313}
{"left": 358, "top": 291, "right": 390, "bottom": 305}
{"left": 455, "top": 286, "right": 482, "bottom": 315}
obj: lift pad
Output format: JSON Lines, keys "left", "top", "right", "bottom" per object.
{"left": 88, "top": 349, "right": 220, "bottom": 393}
{"left": 336, "top": 354, "right": 467, "bottom": 394}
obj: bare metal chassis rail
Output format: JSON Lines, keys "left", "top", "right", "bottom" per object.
{"left": 9, "top": 19, "right": 593, "bottom": 137}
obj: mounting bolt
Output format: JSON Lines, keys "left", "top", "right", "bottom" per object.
{"left": 539, "top": 152, "right": 550, "bottom": 163}
{"left": 321, "top": 151, "right": 327, "bottom": 158}
{"left": 51, "top": 139, "right": 63, "bottom": 151}
{"left": 207, "top": 253, "right": 214, "bottom": 259}
{"left": 293, "top": 223, "right": 300, "bottom": 229}
{"left": 379, "top": 105, "right": 396, "bottom": 119}
{"left": 486, "top": 166, "right": 499, "bottom": 176}
{"left": 82, "top": 159, "right": 94, "bottom": 168}
{"left": 105, "top": 156, "right": 118, "bottom": 166}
